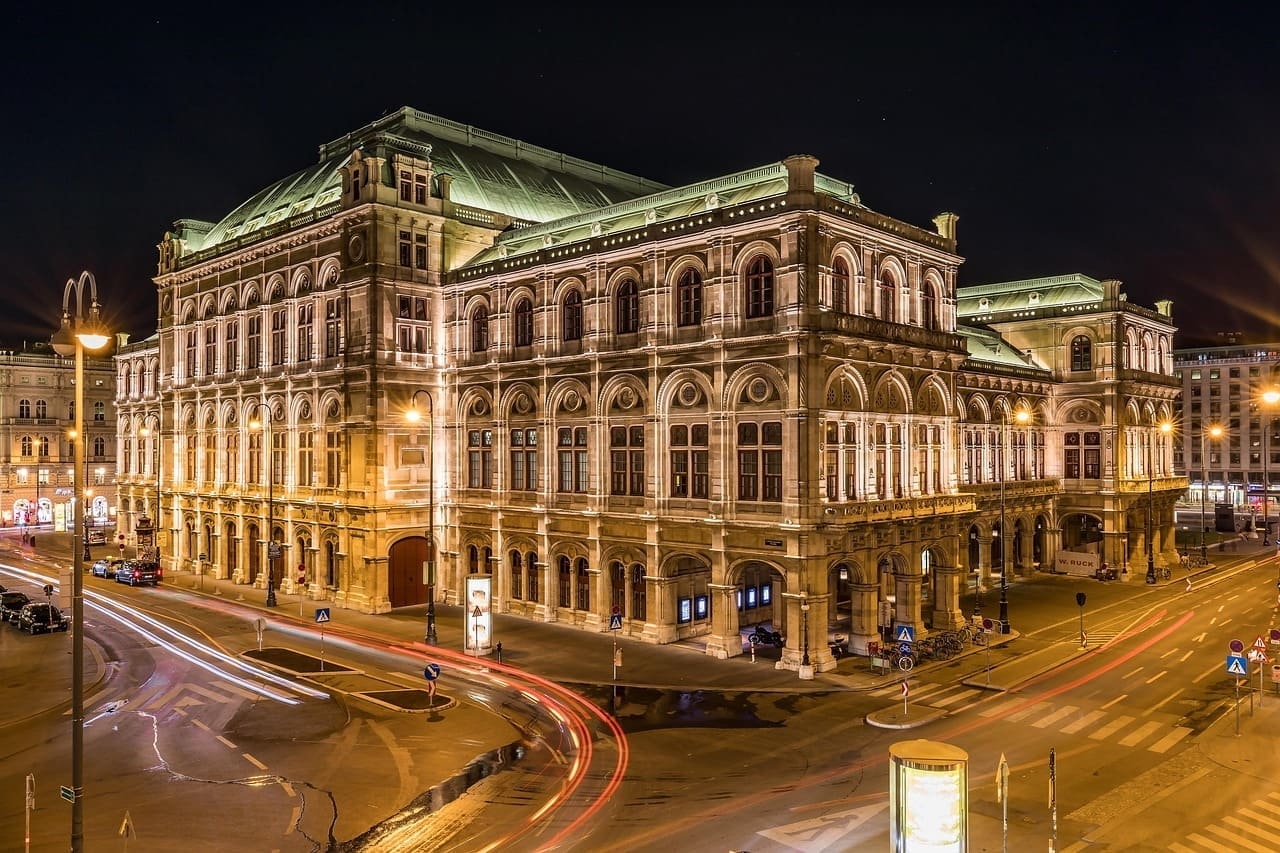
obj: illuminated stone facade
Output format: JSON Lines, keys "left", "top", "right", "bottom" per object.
{"left": 116, "top": 108, "right": 1182, "bottom": 670}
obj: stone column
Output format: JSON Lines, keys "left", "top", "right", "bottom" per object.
{"left": 930, "top": 565, "right": 965, "bottom": 630}
{"left": 894, "top": 569, "right": 924, "bottom": 637}
{"left": 849, "top": 581, "right": 879, "bottom": 655}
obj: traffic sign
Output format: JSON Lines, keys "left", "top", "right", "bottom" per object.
{"left": 1249, "top": 649, "right": 1269, "bottom": 664}
{"left": 609, "top": 613, "right": 623, "bottom": 630}
{"left": 1270, "top": 628, "right": 1280, "bottom": 646}
{"left": 1227, "top": 653, "right": 1249, "bottom": 676}
{"left": 60, "top": 785, "right": 75, "bottom": 803}
{"left": 423, "top": 662, "right": 441, "bottom": 681}
{"left": 315, "top": 607, "right": 331, "bottom": 624}
{"left": 1255, "top": 635, "right": 1269, "bottom": 651}
{"left": 1230, "top": 638, "right": 1245, "bottom": 653}
{"left": 900, "top": 681, "right": 909, "bottom": 698}
{"left": 982, "top": 618, "right": 995, "bottom": 632}
{"left": 894, "top": 625, "right": 916, "bottom": 644}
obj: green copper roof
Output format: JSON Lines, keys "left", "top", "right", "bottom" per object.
{"left": 188, "top": 107, "right": 669, "bottom": 253}
{"left": 956, "top": 273, "right": 1105, "bottom": 317}
{"left": 462, "top": 165, "right": 859, "bottom": 267}
{"left": 957, "top": 324, "right": 1049, "bottom": 371}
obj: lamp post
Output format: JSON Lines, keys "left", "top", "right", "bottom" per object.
{"left": 51, "top": 270, "right": 110, "bottom": 853}
{"left": 998, "top": 409, "right": 1029, "bottom": 634}
{"left": 1262, "top": 390, "right": 1280, "bottom": 546}
{"left": 800, "top": 591, "right": 811, "bottom": 669}
{"left": 1146, "top": 421, "right": 1172, "bottom": 584}
{"left": 1200, "top": 425, "right": 1223, "bottom": 562}
{"left": 250, "top": 407, "right": 278, "bottom": 607}
{"left": 406, "top": 390, "right": 437, "bottom": 644}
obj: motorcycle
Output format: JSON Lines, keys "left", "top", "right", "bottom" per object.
{"left": 829, "top": 635, "right": 850, "bottom": 659}
{"left": 749, "top": 625, "right": 784, "bottom": 647}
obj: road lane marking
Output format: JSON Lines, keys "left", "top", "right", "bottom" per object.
{"left": 1179, "top": 650, "right": 1195, "bottom": 662}
{"left": 1146, "top": 670, "right": 1169, "bottom": 684}
{"left": 1007, "top": 701, "right": 1050, "bottom": 723}
{"left": 1237, "top": 807, "right": 1280, "bottom": 830}
{"left": 1193, "top": 631, "right": 1207, "bottom": 642}
{"left": 979, "top": 698, "right": 1025, "bottom": 718}
{"left": 1090, "top": 715, "right": 1134, "bottom": 740}
{"left": 1210, "top": 821, "right": 1273, "bottom": 851}
{"left": 1060, "top": 709, "right": 1106, "bottom": 734}
{"left": 1147, "top": 727, "right": 1192, "bottom": 753}
{"left": 1148, "top": 688, "right": 1185, "bottom": 714}
{"left": 1118, "top": 720, "right": 1162, "bottom": 747}
{"left": 216, "top": 735, "right": 238, "bottom": 749}
{"left": 1123, "top": 666, "right": 1145, "bottom": 678}
{"left": 1101, "top": 694, "right": 1128, "bottom": 710}
{"left": 1185, "top": 831, "right": 1237, "bottom": 852}
{"left": 242, "top": 753, "right": 267, "bottom": 770}
{"left": 1160, "top": 648, "right": 1179, "bottom": 659}
{"left": 1168, "top": 842, "right": 1196, "bottom": 853}
{"left": 931, "top": 689, "right": 982, "bottom": 708}
{"left": 1032, "top": 706, "right": 1078, "bottom": 728}
{"left": 1224, "top": 813, "right": 1280, "bottom": 840}
{"left": 280, "top": 781, "right": 296, "bottom": 797}
{"left": 1193, "top": 663, "right": 1221, "bottom": 683}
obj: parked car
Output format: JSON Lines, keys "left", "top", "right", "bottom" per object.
{"left": 1, "top": 591, "right": 32, "bottom": 623}
{"left": 116, "top": 560, "right": 162, "bottom": 586}
{"left": 17, "top": 602, "right": 69, "bottom": 634}
{"left": 91, "top": 556, "right": 125, "bottom": 578}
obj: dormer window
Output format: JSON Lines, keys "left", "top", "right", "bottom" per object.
{"left": 978, "top": 298, "right": 990, "bottom": 311}
{"left": 1028, "top": 292, "right": 1041, "bottom": 305}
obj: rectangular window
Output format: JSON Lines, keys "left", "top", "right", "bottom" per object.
{"left": 399, "top": 230, "right": 411, "bottom": 267}
{"left": 185, "top": 331, "right": 197, "bottom": 378}
{"left": 737, "top": 421, "right": 783, "bottom": 501}
{"left": 203, "top": 434, "right": 216, "bottom": 484}
{"left": 270, "top": 309, "right": 287, "bottom": 365}
{"left": 610, "top": 425, "right": 645, "bottom": 496}
{"left": 204, "top": 327, "right": 217, "bottom": 374}
{"left": 468, "top": 429, "right": 494, "bottom": 489}
{"left": 247, "top": 315, "right": 262, "bottom": 368}
{"left": 414, "top": 174, "right": 427, "bottom": 205}
{"left": 399, "top": 170, "right": 412, "bottom": 201}
{"left": 415, "top": 234, "right": 427, "bottom": 269}
{"left": 224, "top": 321, "right": 240, "bottom": 371}
{"left": 324, "top": 298, "right": 342, "bottom": 358}
{"left": 326, "top": 430, "right": 342, "bottom": 488}
{"left": 296, "top": 303, "right": 314, "bottom": 362}
{"left": 556, "top": 427, "right": 588, "bottom": 493}
{"left": 298, "top": 431, "right": 313, "bottom": 487}
{"left": 510, "top": 428, "right": 538, "bottom": 491}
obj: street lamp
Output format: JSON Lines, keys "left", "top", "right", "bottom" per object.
{"left": 250, "top": 407, "right": 278, "bottom": 607}
{"left": 800, "top": 591, "right": 811, "bottom": 670}
{"left": 998, "top": 408, "right": 1030, "bottom": 634}
{"left": 406, "top": 390, "right": 437, "bottom": 644}
{"left": 1146, "top": 421, "right": 1173, "bottom": 584}
{"left": 1261, "top": 389, "right": 1280, "bottom": 545}
{"left": 50, "top": 270, "right": 110, "bottom": 853}
{"left": 1200, "top": 424, "right": 1224, "bottom": 561}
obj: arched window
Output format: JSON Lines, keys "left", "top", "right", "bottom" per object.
{"left": 18, "top": 399, "right": 30, "bottom": 418}
{"left": 562, "top": 291, "right": 584, "bottom": 342}
{"left": 878, "top": 273, "right": 896, "bottom": 322}
{"left": 558, "top": 555, "right": 573, "bottom": 607}
{"left": 921, "top": 283, "right": 938, "bottom": 331}
{"left": 676, "top": 269, "right": 702, "bottom": 327}
{"left": 471, "top": 306, "right": 489, "bottom": 352}
{"left": 38, "top": 437, "right": 49, "bottom": 458}
{"left": 631, "top": 563, "right": 646, "bottom": 621}
{"left": 576, "top": 557, "right": 591, "bottom": 610}
{"left": 20, "top": 435, "right": 31, "bottom": 456}
{"left": 831, "top": 258, "right": 849, "bottom": 313}
{"left": 745, "top": 256, "right": 774, "bottom": 318}
{"left": 35, "top": 400, "right": 47, "bottom": 419}
{"left": 510, "top": 549, "right": 523, "bottom": 600}
{"left": 616, "top": 279, "right": 639, "bottom": 334}
{"left": 513, "top": 298, "right": 534, "bottom": 347}
{"left": 93, "top": 437, "right": 105, "bottom": 457}
{"left": 1070, "top": 335, "right": 1092, "bottom": 371}
{"left": 526, "top": 550, "right": 540, "bottom": 602}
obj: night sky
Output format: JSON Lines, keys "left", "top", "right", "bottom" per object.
{"left": 5, "top": 4, "right": 1278, "bottom": 349}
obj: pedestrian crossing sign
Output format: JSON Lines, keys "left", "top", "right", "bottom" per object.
{"left": 609, "top": 613, "right": 623, "bottom": 630}
{"left": 1227, "top": 653, "right": 1249, "bottom": 676}
{"left": 315, "top": 607, "right": 331, "bottom": 624}
{"left": 894, "top": 625, "right": 916, "bottom": 644}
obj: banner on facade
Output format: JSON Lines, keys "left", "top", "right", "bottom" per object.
{"left": 1054, "top": 551, "right": 1100, "bottom": 577}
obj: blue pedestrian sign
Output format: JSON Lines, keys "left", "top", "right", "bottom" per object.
{"left": 894, "top": 625, "right": 916, "bottom": 644}
{"left": 1227, "top": 653, "right": 1249, "bottom": 676}
{"left": 423, "top": 662, "right": 441, "bottom": 681}
{"left": 314, "top": 607, "right": 331, "bottom": 624}
{"left": 609, "top": 613, "right": 623, "bottom": 630}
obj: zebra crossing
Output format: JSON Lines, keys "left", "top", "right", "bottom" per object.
{"left": 872, "top": 681, "right": 1193, "bottom": 754}
{"left": 1170, "top": 792, "right": 1280, "bottom": 852}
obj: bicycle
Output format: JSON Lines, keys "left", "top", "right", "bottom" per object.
{"left": 886, "top": 646, "right": 916, "bottom": 672}
{"left": 1157, "top": 567, "right": 1171, "bottom": 581}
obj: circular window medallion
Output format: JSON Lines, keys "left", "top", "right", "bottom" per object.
{"left": 617, "top": 387, "right": 637, "bottom": 410}
{"left": 514, "top": 393, "right": 533, "bottom": 415}
{"left": 677, "top": 383, "right": 701, "bottom": 407}
{"left": 563, "top": 390, "right": 582, "bottom": 412}
{"left": 348, "top": 234, "right": 365, "bottom": 262}
{"left": 471, "top": 398, "right": 489, "bottom": 417}
{"left": 747, "top": 378, "right": 771, "bottom": 404}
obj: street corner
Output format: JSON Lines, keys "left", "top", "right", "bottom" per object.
{"left": 865, "top": 704, "right": 948, "bottom": 730}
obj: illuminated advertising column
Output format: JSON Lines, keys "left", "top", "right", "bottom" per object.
{"left": 889, "top": 739, "right": 968, "bottom": 853}
{"left": 464, "top": 574, "right": 493, "bottom": 655}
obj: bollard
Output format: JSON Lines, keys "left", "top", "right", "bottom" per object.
{"left": 495, "top": 642, "right": 503, "bottom": 664}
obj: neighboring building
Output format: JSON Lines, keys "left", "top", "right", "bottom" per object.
{"left": 121, "top": 107, "right": 1183, "bottom": 671}
{"left": 0, "top": 342, "right": 118, "bottom": 535}
{"left": 1172, "top": 341, "right": 1280, "bottom": 530}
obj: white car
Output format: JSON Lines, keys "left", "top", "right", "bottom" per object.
{"left": 91, "top": 556, "right": 125, "bottom": 578}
